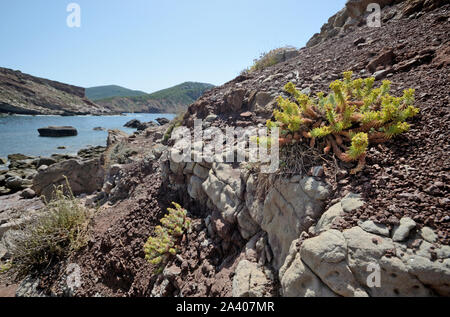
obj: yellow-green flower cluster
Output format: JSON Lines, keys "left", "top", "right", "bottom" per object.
{"left": 144, "top": 202, "right": 191, "bottom": 273}
{"left": 268, "top": 71, "right": 420, "bottom": 173}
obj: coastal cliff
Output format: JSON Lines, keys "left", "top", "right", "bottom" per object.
{"left": 0, "top": 67, "right": 111, "bottom": 115}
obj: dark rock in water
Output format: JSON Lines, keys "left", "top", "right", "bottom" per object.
{"left": 57, "top": 146, "right": 67, "bottom": 149}
{"left": 124, "top": 119, "right": 158, "bottom": 131}
{"left": 38, "top": 126, "right": 78, "bottom": 137}
{"left": 124, "top": 119, "right": 142, "bottom": 128}
{"left": 156, "top": 117, "right": 170, "bottom": 125}
{"left": 0, "top": 157, "right": 7, "bottom": 165}
{"left": 93, "top": 127, "right": 106, "bottom": 131}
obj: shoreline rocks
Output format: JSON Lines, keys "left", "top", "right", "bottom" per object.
{"left": 124, "top": 119, "right": 158, "bottom": 131}
{"left": 32, "top": 158, "right": 105, "bottom": 200}
{"left": 156, "top": 117, "right": 170, "bottom": 126}
{"left": 0, "top": 145, "right": 106, "bottom": 197}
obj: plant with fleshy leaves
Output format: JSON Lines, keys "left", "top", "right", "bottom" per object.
{"left": 267, "top": 71, "right": 419, "bottom": 173}
{"left": 144, "top": 202, "right": 191, "bottom": 273}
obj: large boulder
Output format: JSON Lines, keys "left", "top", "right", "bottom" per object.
{"left": 32, "top": 159, "right": 105, "bottom": 200}
{"left": 38, "top": 126, "right": 77, "bottom": 137}
{"left": 7, "top": 154, "right": 33, "bottom": 162}
{"left": 106, "top": 129, "right": 128, "bottom": 147}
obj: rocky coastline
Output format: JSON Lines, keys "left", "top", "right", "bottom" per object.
{"left": 0, "top": 146, "right": 106, "bottom": 198}
{"left": 0, "top": 0, "right": 449, "bottom": 298}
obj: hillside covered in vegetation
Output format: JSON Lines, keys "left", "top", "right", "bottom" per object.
{"left": 86, "top": 85, "right": 147, "bottom": 101}
{"left": 95, "top": 82, "right": 214, "bottom": 113}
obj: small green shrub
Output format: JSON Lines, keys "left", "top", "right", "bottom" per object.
{"left": 163, "top": 111, "right": 185, "bottom": 143}
{"left": 245, "top": 47, "right": 294, "bottom": 74}
{"left": 267, "top": 71, "right": 420, "bottom": 174}
{"left": 3, "top": 181, "right": 91, "bottom": 279}
{"left": 144, "top": 202, "right": 190, "bottom": 273}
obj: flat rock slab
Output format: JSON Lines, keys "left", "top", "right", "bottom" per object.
{"left": 38, "top": 126, "right": 78, "bottom": 137}
{"left": 0, "top": 192, "right": 44, "bottom": 215}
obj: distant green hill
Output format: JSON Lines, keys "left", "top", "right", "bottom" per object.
{"left": 95, "top": 82, "right": 215, "bottom": 113}
{"left": 86, "top": 85, "right": 148, "bottom": 101}
{"left": 144, "top": 82, "right": 215, "bottom": 105}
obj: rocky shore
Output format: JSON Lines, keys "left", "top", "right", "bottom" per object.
{"left": 0, "top": 146, "right": 106, "bottom": 198}
{"left": 0, "top": 0, "right": 448, "bottom": 298}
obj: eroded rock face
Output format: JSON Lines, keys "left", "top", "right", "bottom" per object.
{"left": 306, "top": 0, "right": 447, "bottom": 48}
{"left": 32, "top": 159, "right": 105, "bottom": 200}
{"left": 247, "top": 175, "right": 330, "bottom": 269}
{"left": 280, "top": 210, "right": 450, "bottom": 297}
{"left": 164, "top": 134, "right": 332, "bottom": 271}
{"left": 162, "top": 132, "right": 450, "bottom": 298}
{"left": 202, "top": 163, "right": 244, "bottom": 224}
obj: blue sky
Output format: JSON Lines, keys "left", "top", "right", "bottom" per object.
{"left": 0, "top": 0, "right": 346, "bottom": 93}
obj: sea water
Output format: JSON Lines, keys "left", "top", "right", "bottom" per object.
{"left": 0, "top": 113, "right": 175, "bottom": 159}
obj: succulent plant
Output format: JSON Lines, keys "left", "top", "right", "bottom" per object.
{"left": 144, "top": 202, "right": 191, "bottom": 273}
{"left": 268, "top": 71, "right": 420, "bottom": 174}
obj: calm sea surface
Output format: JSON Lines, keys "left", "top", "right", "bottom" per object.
{"left": 0, "top": 113, "right": 175, "bottom": 160}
